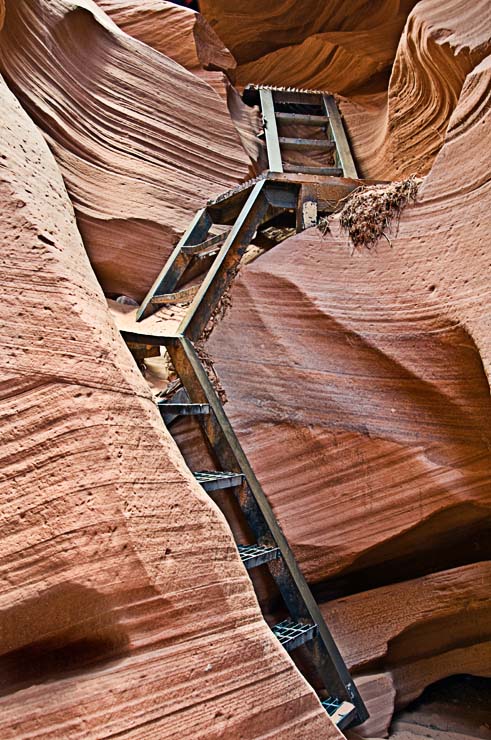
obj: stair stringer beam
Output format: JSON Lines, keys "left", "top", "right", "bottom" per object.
{"left": 178, "top": 180, "right": 271, "bottom": 342}
{"left": 166, "top": 335, "right": 369, "bottom": 726}
{"left": 136, "top": 207, "right": 213, "bottom": 321}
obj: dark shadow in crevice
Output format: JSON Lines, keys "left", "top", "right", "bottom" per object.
{"left": 0, "top": 583, "right": 130, "bottom": 697}
{"left": 389, "top": 674, "right": 491, "bottom": 738}
{"left": 313, "top": 503, "right": 491, "bottom": 602}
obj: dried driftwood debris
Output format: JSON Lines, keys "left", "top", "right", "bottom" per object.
{"left": 320, "top": 176, "right": 422, "bottom": 249}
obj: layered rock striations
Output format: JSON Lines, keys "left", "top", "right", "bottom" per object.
{"left": 206, "top": 25, "right": 491, "bottom": 738}
{"left": 0, "top": 0, "right": 252, "bottom": 303}
{"left": 94, "top": 0, "right": 264, "bottom": 175}
{"left": 0, "top": 76, "right": 339, "bottom": 738}
{"left": 200, "top": 0, "right": 418, "bottom": 93}
{"left": 1, "top": 0, "right": 491, "bottom": 737}
{"left": 95, "top": 0, "right": 236, "bottom": 76}
{"left": 327, "top": 562, "right": 491, "bottom": 736}
{"left": 202, "top": 0, "right": 491, "bottom": 178}
{"left": 340, "top": 0, "right": 491, "bottom": 179}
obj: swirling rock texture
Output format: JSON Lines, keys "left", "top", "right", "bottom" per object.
{"left": 339, "top": 0, "right": 491, "bottom": 179}
{"left": 204, "top": 13, "right": 491, "bottom": 738}
{"left": 202, "top": 0, "right": 491, "bottom": 179}
{"left": 200, "top": 0, "right": 418, "bottom": 93}
{"left": 95, "top": 0, "right": 235, "bottom": 74}
{"left": 0, "top": 0, "right": 253, "bottom": 303}
{"left": 93, "top": 0, "right": 264, "bottom": 181}
{"left": 1, "top": 0, "right": 491, "bottom": 737}
{"left": 0, "top": 76, "right": 339, "bottom": 738}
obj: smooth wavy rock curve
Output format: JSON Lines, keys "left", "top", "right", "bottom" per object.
{"left": 325, "top": 562, "right": 491, "bottom": 737}
{"left": 203, "top": 0, "right": 418, "bottom": 95}
{"left": 201, "top": 0, "right": 418, "bottom": 76}
{"left": 340, "top": 0, "right": 491, "bottom": 178}
{"left": 205, "top": 42, "right": 491, "bottom": 732}
{"left": 94, "top": 0, "right": 263, "bottom": 172}
{"left": 0, "top": 0, "right": 252, "bottom": 301}
{"left": 95, "top": 0, "right": 236, "bottom": 74}
{"left": 208, "top": 47, "right": 491, "bottom": 584}
{"left": 0, "top": 76, "right": 337, "bottom": 739}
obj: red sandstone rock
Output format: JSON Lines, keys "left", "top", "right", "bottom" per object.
{"left": 201, "top": 0, "right": 418, "bottom": 92}
{"left": 0, "top": 0, "right": 252, "bottom": 303}
{"left": 0, "top": 77, "right": 340, "bottom": 738}
{"left": 203, "top": 22, "right": 491, "bottom": 737}
{"left": 207, "top": 54, "right": 491, "bottom": 586}
{"left": 322, "top": 564, "right": 491, "bottom": 737}
{"left": 325, "top": 559, "right": 491, "bottom": 666}
{"left": 340, "top": 0, "right": 491, "bottom": 178}
{"left": 95, "top": 0, "right": 235, "bottom": 75}
{"left": 203, "top": 0, "right": 491, "bottom": 179}
{"left": 94, "top": 0, "right": 263, "bottom": 175}
{"left": 233, "top": 18, "right": 413, "bottom": 95}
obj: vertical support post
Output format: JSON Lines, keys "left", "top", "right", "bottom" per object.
{"left": 136, "top": 208, "right": 213, "bottom": 321}
{"left": 259, "top": 88, "right": 283, "bottom": 173}
{"left": 296, "top": 184, "right": 318, "bottom": 232}
{"left": 322, "top": 95, "right": 358, "bottom": 179}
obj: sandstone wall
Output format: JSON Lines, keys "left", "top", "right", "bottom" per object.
{"left": 206, "top": 24, "right": 491, "bottom": 738}
{"left": 340, "top": 0, "right": 491, "bottom": 178}
{"left": 0, "top": 75, "right": 338, "bottom": 739}
{"left": 0, "top": 0, "right": 252, "bottom": 302}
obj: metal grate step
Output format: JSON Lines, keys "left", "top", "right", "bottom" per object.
{"left": 194, "top": 471, "right": 245, "bottom": 492}
{"left": 275, "top": 112, "right": 329, "bottom": 126}
{"left": 321, "top": 698, "right": 357, "bottom": 730}
{"left": 272, "top": 619, "right": 317, "bottom": 652}
{"left": 238, "top": 544, "right": 280, "bottom": 569}
{"left": 181, "top": 231, "right": 228, "bottom": 257}
{"left": 157, "top": 402, "right": 210, "bottom": 416}
{"left": 279, "top": 137, "right": 335, "bottom": 151}
{"left": 151, "top": 285, "right": 199, "bottom": 305}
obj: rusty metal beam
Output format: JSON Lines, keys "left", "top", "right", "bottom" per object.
{"left": 178, "top": 180, "right": 270, "bottom": 343}
{"left": 322, "top": 95, "right": 358, "bottom": 179}
{"left": 166, "top": 335, "right": 369, "bottom": 725}
{"left": 259, "top": 88, "right": 283, "bottom": 172}
{"left": 136, "top": 208, "right": 212, "bottom": 321}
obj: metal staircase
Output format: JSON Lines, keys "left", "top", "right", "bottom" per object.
{"left": 121, "top": 86, "right": 368, "bottom": 731}
{"left": 242, "top": 85, "right": 358, "bottom": 178}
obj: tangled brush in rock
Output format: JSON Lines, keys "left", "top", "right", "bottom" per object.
{"left": 326, "top": 175, "right": 422, "bottom": 250}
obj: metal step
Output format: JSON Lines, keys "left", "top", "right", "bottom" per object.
{"left": 273, "top": 90, "right": 322, "bottom": 106}
{"left": 157, "top": 402, "right": 210, "bottom": 416}
{"left": 243, "top": 85, "right": 323, "bottom": 107}
{"left": 238, "top": 544, "right": 280, "bottom": 569}
{"left": 151, "top": 285, "right": 199, "bottom": 305}
{"left": 321, "top": 698, "right": 357, "bottom": 730}
{"left": 272, "top": 620, "right": 317, "bottom": 652}
{"left": 283, "top": 164, "right": 344, "bottom": 176}
{"left": 275, "top": 112, "right": 329, "bottom": 126}
{"left": 279, "top": 137, "right": 335, "bottom": 151}
{"left": 193, "top": 471, "right": 245, "bottom": 492}
{"left": 181, "top": 231, "right": 228, "bottom": 257}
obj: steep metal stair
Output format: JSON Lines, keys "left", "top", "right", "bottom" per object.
{"left": 242, "top": 85, "right": 358, "bottom": 178}
{"left": 121, "top": 86, "right": 368, "bottom": 731}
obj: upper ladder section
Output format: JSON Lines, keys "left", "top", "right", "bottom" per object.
{"left": 243, "top": 85, "right": 358, "bottom": 179}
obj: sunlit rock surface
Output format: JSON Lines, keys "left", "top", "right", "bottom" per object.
{"left": 94, "top": 0, "right": 263, "bottom": 172}
{"left": 207, "top": 33, "right": 491, "bottom": 737}
{"left": 340, "top": 0, "right": 491, "bottom": 178}
{"left": 0, "top": 0, "right": 252, "bottom": 302}
{"left": 1, "top": 0, "right": 491, "bottom": 737}
{"left": 0, "top": 75, "right": 340, "bottom": 739}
